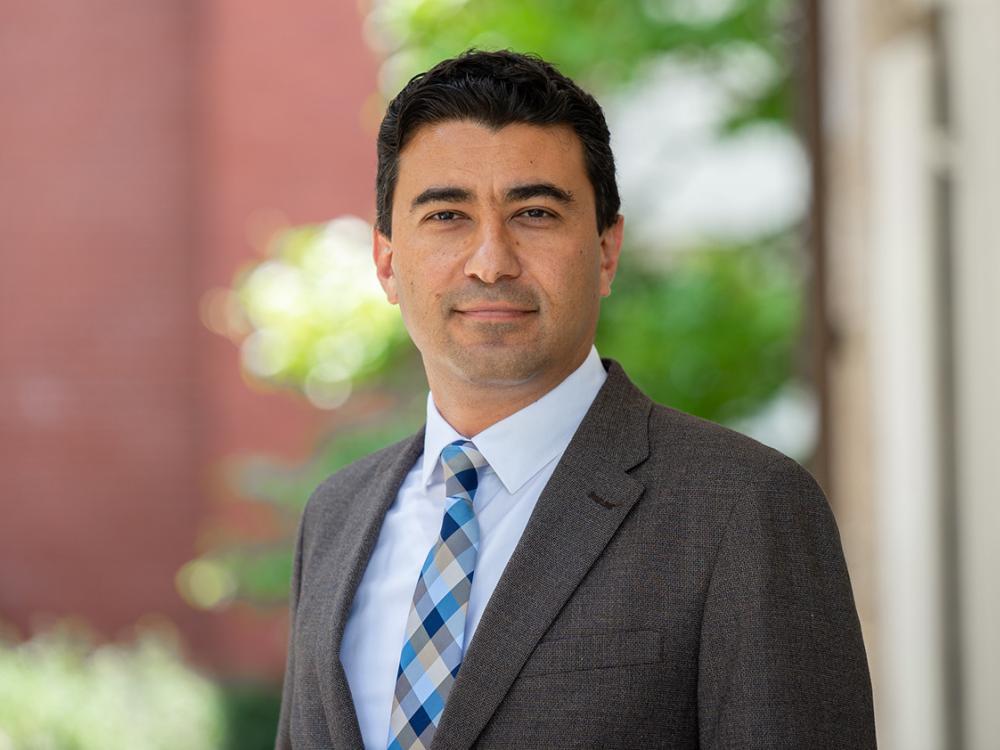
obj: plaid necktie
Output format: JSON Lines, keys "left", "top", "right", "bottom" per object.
{"left": 387, "top": 439, "right": 487, "bottom": 750}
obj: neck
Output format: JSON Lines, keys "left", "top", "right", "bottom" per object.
{"left": 427, "top": 351, "right": 589, "bottom": 437}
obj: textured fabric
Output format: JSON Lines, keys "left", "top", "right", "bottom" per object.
{"left": 340, "top": 348, "right": 605, "bottom": 749}
{"left": 275, "top": 360, "right": 877, "bottom": 750}
{"left": 387, "top": 441, "right": 488, "bottom": 750}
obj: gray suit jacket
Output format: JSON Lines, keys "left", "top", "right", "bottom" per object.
{"left": 275, "top": 360, "right": 876, "bottom": 749}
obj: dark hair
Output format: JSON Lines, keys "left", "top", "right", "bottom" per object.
{"left": 375, "top": 49, "right": 620, "bottom": 237}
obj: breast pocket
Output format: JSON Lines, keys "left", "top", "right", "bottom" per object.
{"left": 518, "top": 629, "right": 662, "bottom": 678}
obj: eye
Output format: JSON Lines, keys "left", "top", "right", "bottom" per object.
{"left": 428, "top": 210, "right": 463, "bottom": 222}
{"left": 518, "top": 207, "right": 555, "bottom": 220}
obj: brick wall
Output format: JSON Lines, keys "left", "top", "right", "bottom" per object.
{"left": 0, "top": 0, "right": 378, "bottom": 677}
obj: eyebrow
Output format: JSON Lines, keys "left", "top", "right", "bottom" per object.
{"left": 409, "top": 186, "right": 473, "bottom": 212}
{"left": 408, "top": 182, "right": 575, "bottom": 213}
{"left": 505, "top": 182, "right": 575, "bottom": 204}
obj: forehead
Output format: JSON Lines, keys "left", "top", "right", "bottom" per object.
{"left": 395, "top": 120, "right": 590, "bottom": 198}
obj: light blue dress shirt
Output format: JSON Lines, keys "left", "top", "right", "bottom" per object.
{"left": 339, "top": 347, "right": 608, "bottom": 750}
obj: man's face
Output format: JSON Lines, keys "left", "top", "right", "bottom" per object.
{"left": 374, "top": 119, "right": 623, "bottom": 391}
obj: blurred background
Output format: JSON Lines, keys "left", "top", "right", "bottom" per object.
{"left": 1, "top": 0, "right": 996, "bottom": 748}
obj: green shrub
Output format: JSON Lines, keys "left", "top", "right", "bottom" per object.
{"left": 217, "top": 681, "right": 282, "bottom": 750}
{"left": 0, "top": 625, "right": 225, "bottom": 750}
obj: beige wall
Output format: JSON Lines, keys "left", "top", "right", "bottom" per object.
{"left": 821, "top": 0, "right": 1000, "bottom": 747}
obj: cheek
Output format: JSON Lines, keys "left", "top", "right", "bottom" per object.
{"left": 539, "top": 248, "right": 602, "bottom": 300}
{"left": 394, "top": 258, "right": 445, "bottom": 319}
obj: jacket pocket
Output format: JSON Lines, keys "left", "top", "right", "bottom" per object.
{"left": 518, "top": 629, "right": 662, "bottom": 678}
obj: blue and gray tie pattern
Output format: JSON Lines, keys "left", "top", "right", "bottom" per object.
{"left": 387, "top": 440, "right": 487, "bottom": 750}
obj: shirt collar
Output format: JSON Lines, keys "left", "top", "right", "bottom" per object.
{"left": 421, "top": 346, "right": 608, "bottom": 494}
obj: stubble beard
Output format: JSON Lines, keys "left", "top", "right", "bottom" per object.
{"left": 442, "top": 324, "right": 549, "bottom": 387}
{"left": 436, "top": 281, "right": 549, "bottom": 387}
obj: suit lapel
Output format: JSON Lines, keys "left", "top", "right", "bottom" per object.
{"left": 315, "top": 429, "right": 425, "bottom": 749}
{"left": 431, "top": 361, "right": 652, "bottom": 750}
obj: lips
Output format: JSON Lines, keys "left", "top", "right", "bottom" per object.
{"left": 446, "top": 285, "right": 540, "bottom": 320}
{"left": 454, "top": 305, "right": 537, "bottom": 320}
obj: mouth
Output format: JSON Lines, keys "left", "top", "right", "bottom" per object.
{"left": 453, "top": 305, "right": 538, "bottom": 321}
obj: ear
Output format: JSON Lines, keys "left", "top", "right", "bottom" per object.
{"left": 598, "top": 214, "right": 624, "bottom": 297}
{"left": 373, "top": 227, "right": 399, "bottom": 305}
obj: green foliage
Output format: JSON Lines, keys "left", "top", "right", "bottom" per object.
{"left": 217, "top": 681, "right": 282, "bottom": 750}
{"left": 229, "top": 217, "right": 410, "bottom": 408}
{"left": 371, "top": 0, "right": 794, "bottom": 129}
{"left": 0, "top": 626, "right": 224, "bottom": 750}
{"left": 598, "top": 241, "right": 801, "bottom": 422}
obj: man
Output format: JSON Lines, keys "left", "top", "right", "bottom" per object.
{"left": 275, "top": 50, "right": 876, "bottom": 750}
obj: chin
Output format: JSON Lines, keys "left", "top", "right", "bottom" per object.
{"left": 445, "top": 346, "right": 546, "bottom": 387}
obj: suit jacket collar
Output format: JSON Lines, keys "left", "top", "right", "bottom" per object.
{"left": 318, "top": 359, "right": 652, "bottom": 749}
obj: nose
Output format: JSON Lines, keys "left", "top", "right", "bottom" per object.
{"left": 463, "top": 217, "right": 521, "bottom": 284}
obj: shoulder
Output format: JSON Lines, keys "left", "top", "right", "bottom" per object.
{"left": 636, "top": 399, "right": 842, "bottom": 579}
{"left": 647, "top": 400, "right": 793, "bottom": 479}
{"left": 634, "top": 394, "right": 829, "bottom": 529}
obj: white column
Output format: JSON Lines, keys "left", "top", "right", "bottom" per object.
{"left": 868, "top": 30, "right": 948, "bottom": 750}
{"left": 948, "top": 1, "right": 1000, "bottom": 747}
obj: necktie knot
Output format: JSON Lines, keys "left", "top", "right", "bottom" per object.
{"left": 441, "top": 440, "right": 488, "bottom": 507}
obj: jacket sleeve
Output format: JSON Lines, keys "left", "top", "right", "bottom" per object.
{"left": 274, "top": 510, "right": 307, "bottom": 750}
{"left": 697, "top": 456, "right": 877, "bottom": 749}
